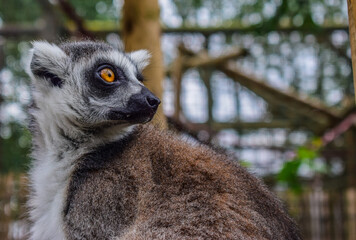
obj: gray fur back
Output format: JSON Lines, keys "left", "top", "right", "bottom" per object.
{"left": 63, "top": 125, "right": 301, "bottom": 240}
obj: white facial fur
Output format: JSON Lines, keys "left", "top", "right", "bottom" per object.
{"left": 27, "top": 41, "right": 151, "bottom": 240}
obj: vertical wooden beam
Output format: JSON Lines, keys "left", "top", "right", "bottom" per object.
{"left": 0, "top": 37, "right": 4, "bottom": 174}
{"left": 172, "top": 47, "right": 184, "bottom": 121}
{"left": 346, "top": 129, "right": 356, "bottom": 240}
{"left": 347, "top": 188, "right": 356, "bottom": 240}
{"left": 122, "top": 0, "right": 167, "bottom": 128}
{"left": 0, "top": 40, "right": 5, "bottom": 240}
{"left": 199, "top": 69, "right": 213, "bottom": 121}
{"left": 346, "top": 129, "right": 356, "bottom": 187}
{"left": 347, "top": 0, "right": 356, "bottom": 102}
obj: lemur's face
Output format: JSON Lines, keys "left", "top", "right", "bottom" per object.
{"left": 27, "top": 41, "right": 160, "bottom": 129}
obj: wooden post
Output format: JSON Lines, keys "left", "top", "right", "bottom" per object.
{"left": 346, "top": 129, "right": 356, "bottom": 240}
{"left": 172, "top": 48, "right": 184, "bottom": 121}
{"left": 347, "top": 188, "right": 356, "bottom": 240}
{"left": 347, "top": 0, "right": 356, "bottom": 102}
{"left": 122, "top": 0, "right": 167, "bottom": 128}
{"left": 199, "top": 69, "right": 213, "bottom": 126}
{"left": 0, "top": 37, "right": 4, "bottom": 174}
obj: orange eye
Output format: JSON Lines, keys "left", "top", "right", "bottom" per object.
{"left": 100, "top": 68, "right": 115, "bottom": 82}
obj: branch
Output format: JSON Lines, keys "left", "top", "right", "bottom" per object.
{"left": 56, "top": 0, "right": 94, "bottom": 39}
{"left": 323, "top": 106, "right": 356, "bottom": 145}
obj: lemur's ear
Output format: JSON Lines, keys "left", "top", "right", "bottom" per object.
{"left": 28, "top": 41, "right": 68, "bottom": 87}
{"left": 129, "top": 50, "right": 151, "bottom": 71}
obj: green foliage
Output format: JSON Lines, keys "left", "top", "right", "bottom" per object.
{"left": 171, "top": 0, "right": 348, "bottom": 29}
{"left": 0, "top": 40, "right": 32, "bottom": 173}
{"left": 277, "top": 157, "right": 303, "bottom": 193}
{"left": 0, "top": 0, "right": 118, "bottom": 25}
{"left": 297, "top": 146, "right": 318, "bottom": 159}
{"left": 277, "top": 138, "right": 327, "bottom": 193}
{"left": 0, "top": 123, "right": 31, "bottom": 173}
{"left": 70, "top": 0, "right": 118, "bottom": 21}
{"left": 239, "top": 160, "right": 252, "bottom": 168}
{"left": 0, "top": 0, "right": 41, "bottom": 23}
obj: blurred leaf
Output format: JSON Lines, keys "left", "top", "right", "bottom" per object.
{"left": 239, "top": 160, "right": 252, "bottom": 168}
{"left": 277, "top": 141, "right": 326, "bottom": 193}
{"left": 278, "top": 158, "right": 302, "bottom": 182}
{"left": 297, "top": 146, "right": 317, "bottom": 160}
{"left": 277, "top": 158, "right": 303, "bottom": 193}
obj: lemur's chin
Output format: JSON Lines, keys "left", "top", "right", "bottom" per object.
{"left": 107, "top": 106, "right": 158, "bottom": 123}
{"left": 108, "top": 89, "right": 160, "bottom": 124}
{"left": 129, "top": 113, "right": 156, "bottom": 124}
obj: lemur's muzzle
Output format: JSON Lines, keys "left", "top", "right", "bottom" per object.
{"left": 108, "top": 87, "right": 160, "bottom": 123}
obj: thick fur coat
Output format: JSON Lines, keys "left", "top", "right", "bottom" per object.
{"left": 64, "top": 125, "right": 300, "bottom": 240}
{"left": 26, "top": 41, "right": 301, "bottom": 240}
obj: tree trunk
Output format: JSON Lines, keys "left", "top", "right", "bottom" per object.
{"left": 122, "top": 0, "right": 167, "bottom": 128}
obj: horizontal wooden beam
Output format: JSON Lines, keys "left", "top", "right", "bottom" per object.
{"left": 89, "top": 23, "right": 349, "bottom": 36}
{"left": 0, "top": 25, "right": 42, "bottom": 38}
{"left": 0, "top": 22, "right": 349, "bottom": 38}
{"left": 177, "top": 45, "right": 341, "bottom": 132}
{"left": 210, "top": 120, "right": 293, "bottom": 130}
{"left": 233, "top": 144, "right": 347, "bottom": 155}
{"left": 183, "top": 48, "right": 247, "bottom": 68}
{"left": 167, "top": 116, "right": 297, "bottom": 143}
{"left": 171, "top": 118, "right": 294, "bottom": 131}
{"left": 218, "top": 64, "right": 341, "bottom": 127}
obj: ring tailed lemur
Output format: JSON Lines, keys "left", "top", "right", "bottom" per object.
{"left": 26, "top": 41, "right": 301, "bottom": 240}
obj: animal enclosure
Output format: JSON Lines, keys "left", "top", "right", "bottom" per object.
{"left": 0, "top": 0, "right": 355, "bottom": 239}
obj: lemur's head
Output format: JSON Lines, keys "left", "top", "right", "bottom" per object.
{"left": 27, "top": 41, "right": 160, "bottom": 131}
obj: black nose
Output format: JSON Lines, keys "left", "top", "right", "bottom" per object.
{"left": 146, "top": 95, "right": 161, "bottom": 110}
{"left": 108, "top": 87, "right": 161, "bottom": 123}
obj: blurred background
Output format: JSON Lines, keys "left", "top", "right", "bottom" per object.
{"left": 0, "top": 0, "right": 355, "bottom": 239}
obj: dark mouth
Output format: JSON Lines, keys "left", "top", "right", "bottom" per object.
{"left": 107, "top": 86, "right": 160, "bottom": 124}
{"left": 108, "top": 108, "right": 157, "bottom": 124}
{"left": 124, "top": 111, "right": 156, "bottom": 123}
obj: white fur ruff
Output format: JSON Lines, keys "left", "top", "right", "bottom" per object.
{"left": 27, "top": 41, "right": 148, "bottom": 239}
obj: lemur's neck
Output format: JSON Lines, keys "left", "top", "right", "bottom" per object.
{"left": 28, "top": 107, "right": 135, "bottom": 240}
{"left": 31, "top": 107, "right": 135, "bottom": 158}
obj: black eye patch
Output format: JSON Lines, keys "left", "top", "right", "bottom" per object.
{"left": 136, "top": 72, "right": 145, "bottom": 82}
{"left": 32, "top": 68, "right": 63, "bottom": 88}
{"left": 84, "top": 60, "right": 131, "bottom": 98}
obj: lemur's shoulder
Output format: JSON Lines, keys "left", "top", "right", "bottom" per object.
{"left": 132, "top": 124, "right": 241, "bottom": 183}
{"left": 117, "top": 125, "right": 301, "bottom": 239}
{"left": 129, "top": 126, "right": 299, "bottom": 239}
{"left": 63, "top": 124, "right": 300, "bottom": 239}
